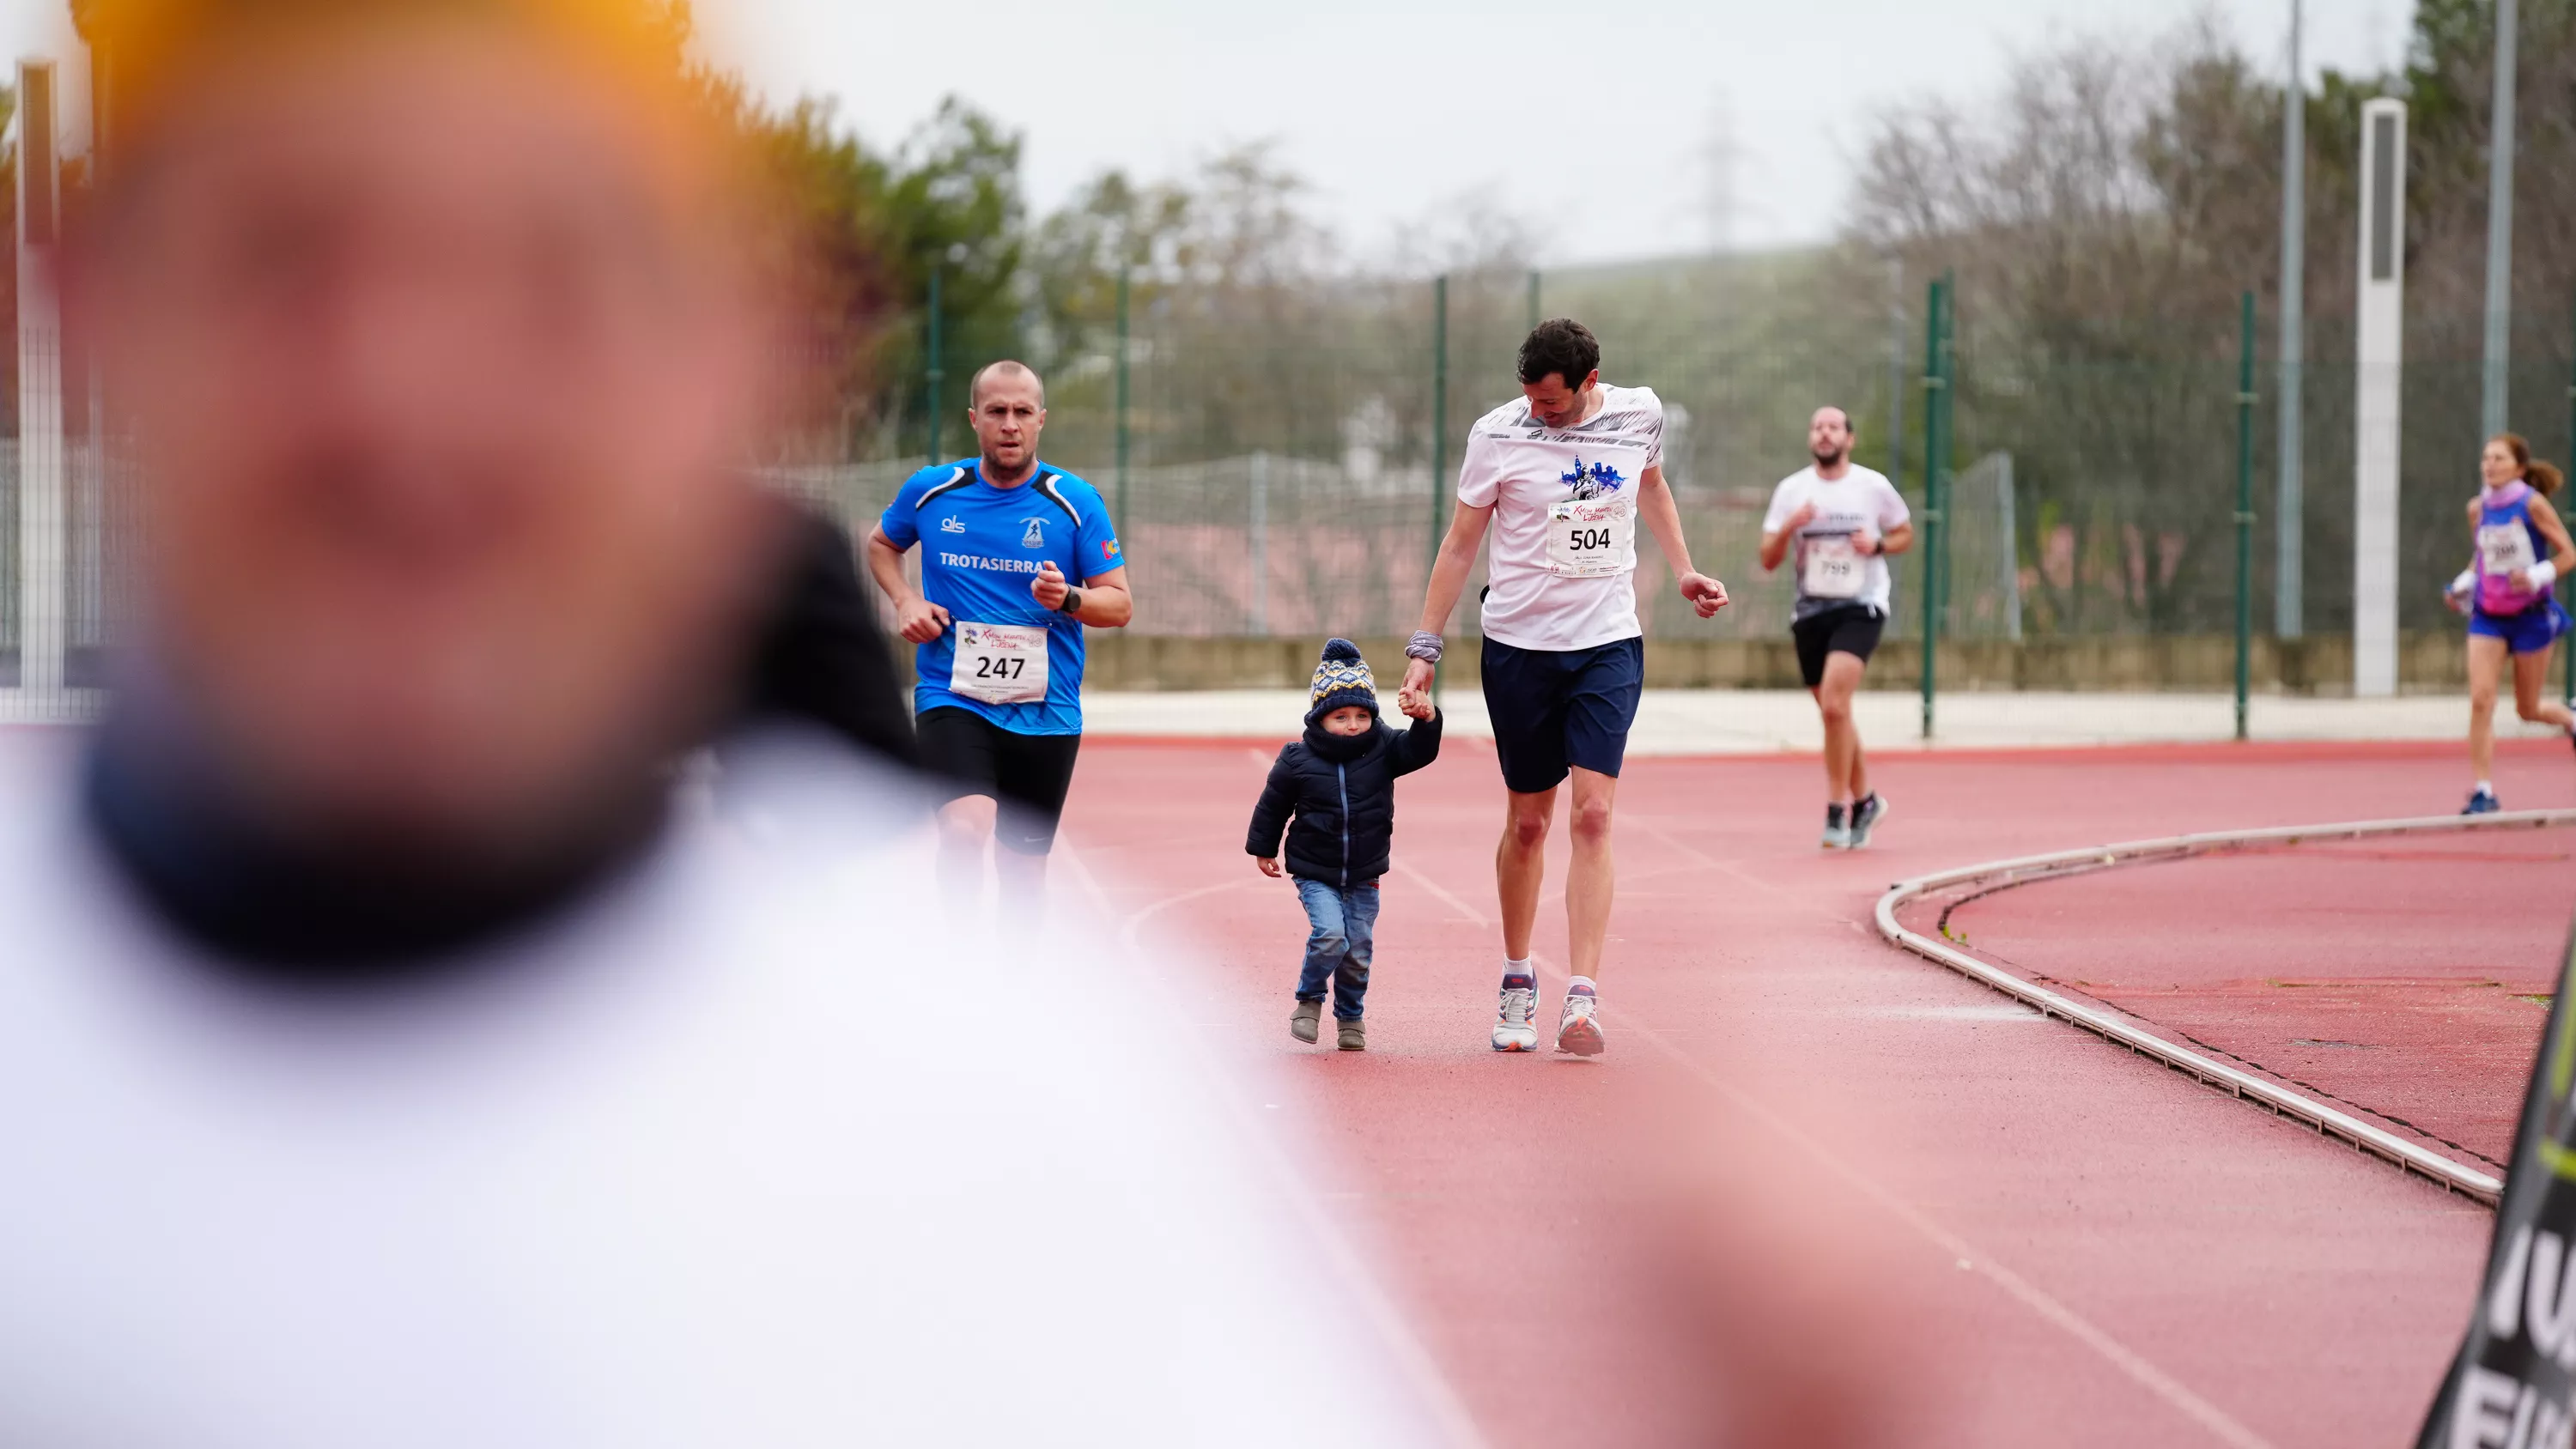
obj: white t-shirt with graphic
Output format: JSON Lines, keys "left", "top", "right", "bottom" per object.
{"left": 1762, "top": 464, "right": 1911, "bottom": 621}
{"left": 1455, "top": 384, "right": 1665, "bottom": 652}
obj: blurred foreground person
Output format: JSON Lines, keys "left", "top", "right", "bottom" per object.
{"left": 0, "top": 3, "right": 1444, "bottom": 1444}
{"left": 741, "top": 497, "right": 917, "bottom": 771}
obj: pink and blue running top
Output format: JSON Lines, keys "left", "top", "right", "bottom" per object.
{"left": 2476, "top": 480, "right": 2549, "bottom": 616}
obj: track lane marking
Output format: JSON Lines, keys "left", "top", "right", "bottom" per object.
{"left": 1392, "top": 845, "right": 2278, "bottom": 1449}
{"left": 1873, "top": 811, "right": 2563, "bottom": 1202}
{"left": 1076, "top": 808, "right": 2277, "bottom": 1448}
{"left": 1056, "top": 834, "right": 1494, "bottom": 1449}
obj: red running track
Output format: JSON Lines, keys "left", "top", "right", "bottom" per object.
{"left": 1061, "top": 735, "right": 2576, "bottom": 1448}
{"left": 1923, "top": 825, "right": 2576, "bottom": 1175}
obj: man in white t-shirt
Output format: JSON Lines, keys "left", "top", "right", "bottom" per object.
{"left": 1759, "top": 407, "right": 1915, "bottom": 849}
{"left": 1397, "top": 320, "right": 1728, "bottom": 1056}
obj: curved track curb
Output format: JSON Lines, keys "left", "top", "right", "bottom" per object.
{"left": 1875, "top": 809, "right": 2576, "bottom": 1205}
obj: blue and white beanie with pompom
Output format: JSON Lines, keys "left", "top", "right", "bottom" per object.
{"left": 1305, "top": 638, "right": 1379, "bottom": 725}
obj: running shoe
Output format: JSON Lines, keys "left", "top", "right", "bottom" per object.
{"left": 2464, "top": 787, "right": 2501, "bottom": 815}
{"left": 1555, "top": 982, "right": 1604, "bottom": 1057}
{"left": 1848, "top": 793, "right": 1889, "bottom": 849}
{"left": 1820, "top": 803, "right": 1850, "bottom": 850}
{"left": 1291, "top": 999, "right": 1322, "bottom": 1045}
{"left": 1337, "top": 1018, "right": 1367, "bottom": 1052}
{"left": 1492, "top": 973, "right": 1540, "bottom": 1052}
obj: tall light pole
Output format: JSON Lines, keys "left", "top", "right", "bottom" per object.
{"left": 2276, "top": 0, "right": 2305, "bottom": 639}
{"left": 2481, "top": 0, "right": 2519, "bottom": 438}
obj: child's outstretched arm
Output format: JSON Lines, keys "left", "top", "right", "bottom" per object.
{"left": 1392, "top": 706, "right": 1443, "bottom": 776}
{"left": 1245, "top": 746, "right": 1299, "bottom": 871}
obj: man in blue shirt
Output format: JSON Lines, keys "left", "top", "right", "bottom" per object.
{"left": 866, "top": 361, "right": 1133, "bottom": 899}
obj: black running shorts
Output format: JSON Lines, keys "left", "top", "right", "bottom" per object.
{"left": 1479, "top": 636, "right": 1645, "bottom": 796}
{"left": 914, "top": 707, "right": 1083, "bottom": 855}
{"left": 1791, "top": 605, "right": 1885, "bottom": 688}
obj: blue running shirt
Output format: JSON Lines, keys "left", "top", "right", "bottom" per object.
{"left": 878, "top": 459, "right": 1123, "bottom": 736}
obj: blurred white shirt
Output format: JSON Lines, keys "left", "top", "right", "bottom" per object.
{"left": 0, "top": 730, "right": 1454, "bottom": 1448}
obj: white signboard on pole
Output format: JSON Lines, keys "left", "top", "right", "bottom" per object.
{"left": 2353, "top": 98, "right": 2407, "bottom": 698}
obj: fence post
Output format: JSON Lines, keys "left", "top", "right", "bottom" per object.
{"left": 1886, "top": 255, "right": 1905, "bottom": 487}
{"left": 925, "top": 265, "right": 945, "bottom": 468}
{"left": 2235, "top": 290, "right": 2257, "bottom": 742}
{"left": 1249, "top": 452, "right": 1269, "bottom": 636}
{"left": 1919, "top": 276, "right": 1948, "bottom": 740}
{"left": 1115, "top": 268, "right": 1131, "bottom": 530}
{"left": 1430, "top": 275, "right": 1449, "bottom": 576}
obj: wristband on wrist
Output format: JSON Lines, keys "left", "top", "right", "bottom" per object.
{"left": 2531, "top": 561, "right": 2559, "bottom": 591}
{"left": 1405, "top": 631, "right": 1444, "bottom": 664}
{"left": 2451, "top": 568, "right": 2477, "bottom": 596}
{"left": 1059, "top": 586, "right": 1084, "bottom": 616}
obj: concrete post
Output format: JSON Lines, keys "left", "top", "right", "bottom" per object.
{"left": 2353, "top": 99, "right": 2408, "bottom": 698}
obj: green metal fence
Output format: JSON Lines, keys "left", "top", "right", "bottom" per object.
{"left": 17, "top": 263, "right": 2576, "bottom": 721}
{"left": 845, "top": 263, "right": 2576, "bottom": 667}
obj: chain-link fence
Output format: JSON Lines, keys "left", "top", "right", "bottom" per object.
{"left": 838, "top": 264, "right": 2576, "bottom": 658}
{"left": 11, "top": 264, "right": 2576, "bottom": 717}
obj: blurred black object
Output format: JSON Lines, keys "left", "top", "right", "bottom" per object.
{"left": 743, "top": 500, "right": 918, "bottom": 770}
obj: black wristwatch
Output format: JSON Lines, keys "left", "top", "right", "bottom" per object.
{"left": 1058, "top": 586, "right": 1084, "bottom": 617}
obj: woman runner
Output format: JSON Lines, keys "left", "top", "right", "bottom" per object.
{"left": 2447, "top": 433, "right": 2576, "bottom": 813}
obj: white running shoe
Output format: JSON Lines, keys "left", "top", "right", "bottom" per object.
{"left": 1492, "top": 973, "right": 1540, "bottom": 1052}
{"left": 1556, "top": 985, "right": 1604, "bottom": 1057}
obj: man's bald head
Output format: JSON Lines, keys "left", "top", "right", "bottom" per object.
{"left": 966, "top": 361, "right": 1046, "bottom": 479}
{"left": 970, "top": 361, "right": 1046, "bottom": 408}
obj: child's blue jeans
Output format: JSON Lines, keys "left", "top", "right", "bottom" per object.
{"left": 1293, "top": 878, "right": 1379, "bottom": 1022}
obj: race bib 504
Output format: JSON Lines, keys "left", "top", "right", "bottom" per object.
{"left": 1546, "top": 497, "right": 1634, "bottom": 578}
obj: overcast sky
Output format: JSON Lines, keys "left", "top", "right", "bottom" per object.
{"left": 3, "top": 1, "right": 2410, "bottom": 266}
{"left": 709, "top": 0, "right": 2409, "bottom": 266}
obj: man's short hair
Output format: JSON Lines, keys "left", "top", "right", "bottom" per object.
{"left": 1517, "top": 319, "right": 1600, "bottom": 390}
{"left": 1815, "top": 406, "right": 1856, "bottom": 433}
{"left": 970, "top": 360, "right": 1045, "bottom": 407}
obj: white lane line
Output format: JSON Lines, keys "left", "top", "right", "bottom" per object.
{"left": 1393, "top": 845, "right": 2276, "bottom": 1449}
{"left": 1850, "top": 1003, "right": 2047, "bottom": 1022}
{"left": 1057, "top": 832, "right": 1494, "bottom": 1449}
{"left": 1609, "top": 1009, "right": 2277, "bottom": 1449}
{"left": 1393, "top": 858, "right": 1493, "bottom": 926}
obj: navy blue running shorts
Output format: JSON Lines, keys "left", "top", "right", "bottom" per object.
{"left": 1479, "top": 636, "right": 1645, "bottom": 796}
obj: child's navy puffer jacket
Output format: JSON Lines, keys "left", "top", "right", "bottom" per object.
{"left": 1245, "top": 711, "right": 1443, "bottom": 888}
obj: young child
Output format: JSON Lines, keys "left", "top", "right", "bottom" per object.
{"left": 1246, "top": 639, "right": 1442, "bottom": 1051}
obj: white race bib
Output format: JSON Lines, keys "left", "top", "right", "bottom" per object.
{"left": 2481, "top": 523, "right": 2538, "bottom": 578}
{"left": 950, "top": 621, "right": 1049, "bottom": 705}
{"left": 1801, "top": 533, "right": 1867, "bottom": 600}
{"left": 1546, "top": 497, "right": 1633, "bottom": 578}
